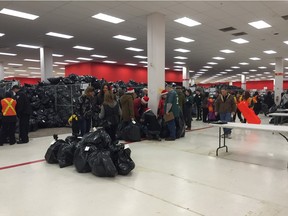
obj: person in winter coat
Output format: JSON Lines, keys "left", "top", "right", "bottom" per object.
{"left": 157, "top": 90, "right": 168, "bottom": 119}
{"left": 280, "top": 90, "right": 288, "bottom": 108}
{"left": 183, "top": 89, "right": 193, "bottom": 130}
{"left": 207, "top": 95, "right": 216, "bottom": 122}
{"left": 0, "top": 92, "right": 17, "bottom": 146}
{"left": 99, "top": 90, "right": 122, "bottom": 141}
{"left": 11, "top": 85, "right": 32, "bottom": 144}
{"left": 214, "top": 88, "right": 236, "bottom": 139}
{"left": 74, "top": 86, "right": 95, "bottom": 136}
{"left": 242, "top": 91, "right": 254, "bottom": 123}
{"left": 253, "top": 91, "right": 262, "bottom": 115}
{"left": 134, "top": 96, "right": 149, "bottom": 122}
{"left": 120, "top": 87, "right": 135, "bottom": 125}
{"left": 233, "top": 91, "right": 244, "bottom": 122}
{"left": 264, "top": 91, "right": 274, "bottom": 109}
{"left": 202, "top": 92, "right": 209, "bottom": 123}
{"left": 194, "top": 89, "right": 202, "bottom": 121}
{"left": 140, "top": 108, "right": 161, "bottom": 141}
{"left": 176, "top": 86, "right": 185, "bottom": 114}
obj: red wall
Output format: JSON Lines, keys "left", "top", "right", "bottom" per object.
{"left": 5, "top": 77, "right": 40, "bottom": 85}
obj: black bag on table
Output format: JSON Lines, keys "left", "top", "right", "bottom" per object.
{"left": 73, "top": 145, "right": 97, "bottom": 173}
{"left": 112, "top": 148, "right": 135, "bottom": 175}
{"left": 45, "top": 135, "right": 67, "bottom": 164}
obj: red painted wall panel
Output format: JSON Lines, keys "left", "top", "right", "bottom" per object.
{"left": 5, "top": 77, "right": 40, "bottom": 85}
{"left": 66, "top": 62, "right": 92, "bottom": 76}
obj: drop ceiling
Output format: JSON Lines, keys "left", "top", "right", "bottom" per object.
{"left": 1, "top": 1, "right": 288, "bottom": 83}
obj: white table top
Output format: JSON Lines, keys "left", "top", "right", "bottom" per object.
{"left": 269, "top": 113, "right": 288, "bottom": 117}
{"left": 210, "top": 122, "right": 288, "bottom": 132}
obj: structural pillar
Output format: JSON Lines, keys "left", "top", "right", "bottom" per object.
{"left": 40, "top": 47, "right": 53, "bottom": 82}
{"left": 241, "top": 74, "right": 246, "bottom": 90}
{"left": 0, "top": 62, "right": 4, "bottom": 80}
{"left": 274, "top": 57, "right": 284, "bottom": 106}
{"left": 182, "top": 66, "right": 189, "bottom": 88}
{"left": 147, "top": 12, "right": 165, "bottom": 114}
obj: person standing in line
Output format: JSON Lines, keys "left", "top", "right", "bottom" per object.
{"left": 233, "top": 91, "right": 244, "bottom": 122}
{"left": 74, "top": 86, "right": 95, "bottom": 136}
{"left": 164, "top": 84, "right": 180, "bottom": 141}
{"left": 0, "top": 92, "right": 17, "bottom": 146}
{"left": 214, "top": 88, "right": 236, "bottom": 139}
{"left": 242, "top": 90, "right": 254, "bottom": 123}
{"left": 202, "top": 92, "right": 209, "bottom": 123}
{"left": 194, "top": 89, "right": 202, "bottom": 121}
{"left": 133, "top": 96, "right": 149, "bottom": 122}
{"left": 99, "top": 90, "right": 122, "bottom": 142}
{"left": 157, "top": 90, "right": 168, "bottom": 119}
{"left": 120, "top": 87, "right": 136, "bottom": 126}
{"left": 176, "top": 86, "right": 185, "bottom": 114}
{"left": 11, "top": 85, "right": 32, "bottom": 144}
{"left": 183, "top": 88, "right": 193, "bottom": 130}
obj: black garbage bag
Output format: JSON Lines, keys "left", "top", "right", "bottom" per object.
{"left": 112, "top": 148, "right": 135, "bottom": 175}
{"left": 88, "top": 150, "right": 118, "bottom": 177}
{"left": 45, "top": 135, "right": 67, "bottom": 164}
{"left": 159, "top": 118, "right": 169, "bottom": 138}
{"left": 65, "top": 135, "right": 81, "bottom": 146}
{"left": 57, "top": 142, "right": 76, "bottom": 168}
{"left": 48, "top": 77, "right": 61, "bottom": 85}
{"left": 121, "top": 122, "right": 141, "bottom": 142}
{"left": 68, "top": 74, "right": 79, "bottom": 82}
{"left": 29, "top": 118, "right": 39, "bottom": 132}
{"left": 73, "top": 145, "right": 98, "bottom": 173}
{"left": 78, "top": 129, "right": 112, "bottom": 149}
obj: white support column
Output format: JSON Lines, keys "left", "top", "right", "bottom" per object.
{"left": 40, "top": 47, "right": 53, "bottom": 82}
{"left": 182, "top": 66, "right": 189, "bottom": 88}
{"left": 241, "top": 74, "right": 246, "bottom": 90}
{"left": 274, "top": 57, "right": 284, "bottom": 106}
{"left": 0, "top": 62, "right": 4, "bottom": 80}
{"left": 190, "top": 79, "right": 195, "bottom": 86}
{"left": 147, "top": 12, "right": 165, "bottom": 114}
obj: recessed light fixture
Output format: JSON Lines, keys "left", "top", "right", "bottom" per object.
{"left": 174, "top": 65, "right": 183, "bottom": 68}
{"left": 189, "top": 70, "right": 194, "bottom": 72}
{"left": 256, "top": 74, "right": 262, "bottom": 76}
{"left": 8, "top": 63, "right": 23, "bottom": 66}
{"left": 284, "top": 41, "right": 288, "bottom": 45}
{"left": 52, "top": 54, "right": 64, "bottom": 57}
{"left": 125, "top": 63, "right": 137, "bottom": 66}
{"left": 0, "top": 33, "right": 5, "bottom": 37}
{"left": 203, "top": 66, "right": 212, "bottom": 68}
{"left": 125, "top": 47, "right": 143, "bottom": 52}
{"left": 249, "top": 69, "right": 257, "bottom": 72}
{"left": 220, "top": 72, "right": 227, "bottom": 74}
{"left": 231, "top": 38, "right": 249, "bottom": 44}
{"left": 207, "top": 62, "right": 218, "bottom": 65}
{"left": 239, "top": 62, "right": 249, "bottom": 65}
{"left": 0, "top": 52, "right": 17, "bottom": 56}
{"left": 174, "top": 37, "right": 194, "bottom": 43}
{"left": 30, "top": 72, "right": 41, "bottom": 75}
{"left": 73, "top": 46, "right": 94, "bottom": 51}
{"left": 113, "top": 35, "right": 136, "bottom": 41}
{"left": 139, "top": 61, "right": 148, "bottom": 64}
{"left": 17, "top": 44, "right": 40, "bottom": 49}
{"left": 91, "top": 54, "right": 107, "bottom": 58}
{"left": 258, "top": 66, "right": 267, "bottom": 69}
{"left": 220, "top": 49, "right": 235, "bottom": 53}
{"left": 15, "top": 69, "right": 27, "bottom": 72}
{"left": 65, "top": 60, "right": 80, "bottom": 63}
{"left": 174, "top": 56, "right": 187, "bottom": 60}
{"left": 242, "top": 72, "right": 249, "bottom": 74}
{"left": 134, "top": 55, "right": 147, "bottom": 59}
{"left": 197, "top": 72, "right": 205, "bottom": 74}
{"left": 200, "top": 69, "right": 208, "bottom": 71}
{"left": 103, "top": 60, "right": 117, "bottom": 64}
{"left": 165, "top": 68, "right": 170, "bottom": 70}
{"left": 0, "top": 8, "right": 39, "bottom": 20}
{"left": 46, "top": 32, "right": 74, "bottom": 39}
{"left": 263, "top": 50, "right": 277, "bottom": 54}
{"left": 54, "top": 62, "right": 68, "bottom": 65}
{"left": 174, "top": 69, "right": 182, "bottom": 71}
{"left": 4, "top": 72, "right": 14, "bottom": 74}
{"left": 248, "top": 20, "right": 271, "bottom": 29}
{"left": 231, "top": 66, "right": 240, "bottom": 69}
{"left": 174, "top": 48, "right": 190, "bottom": 53}
{"left": 174, "top": 17, "right": 201, "bottom": 27}
{"left": 264, "top": 72, "right": 271, "bottom": 74}
{"left": 92, "top": 13, "right": 124, "bottom": 24}
{"left": 59, "top": 68, "right": 65, "bottom": 70}
{"left": 250, "top": 57, "right": 261, "bottom": 60}
{"left": 270, "top": 63, "right": 276, "bottom": 65}
{"left": 213, "top": 57, "right": 225, "bottom": 60}
{"left": 174, "top": 61, "right": 186, "bottom": 65}
{"left": 28, "top": 67, "right": 40, "bottom": 70}
{"left": 18, "top": 73, "right": 29, "bottom": 76}
{"left": 225, "top": 69, "right": 233, "bottom": 72}
{"left": 77, "top": 57, "right": 93, "bottom": 61}
{"left": 24, "top": 59, "right": 40, "bottom": 62}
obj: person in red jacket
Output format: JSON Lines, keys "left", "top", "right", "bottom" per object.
{"left": 157, "top": 90, "right": 168, "bottom": 119}
{"left": 0, "top": 92, "right": 17, "bottom": 146}
{"left": 133, "top": 96, "right": 149, "bottom": 121}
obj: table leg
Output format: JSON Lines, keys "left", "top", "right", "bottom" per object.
{"left": 216, "top": 127, "right": 228, "bottom": 156}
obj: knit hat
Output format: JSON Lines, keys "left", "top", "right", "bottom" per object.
{"left": 144, "top": 107, "right": 151, "bottom": 113}
{"left": 126, "top": 87, "right": 135, "bottom": 94}
{"left": 161, "top": 90, "right": 168, "bottom": 96}
{"left": 141, "top": 96, "right": 149, "bottom": 104}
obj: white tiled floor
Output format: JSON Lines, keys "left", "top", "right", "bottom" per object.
{"left": 1, "top": 115, "right": 288, "bottom": 216}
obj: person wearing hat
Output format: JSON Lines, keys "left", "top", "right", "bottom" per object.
{"left": 133, "top": 95, "right": 149, "bottom": 122}
{"left": 183, "top": 88, "right": 194, "bottom": 130}
{"left": 142, "top": 87, "right": 148, "bottom": 97}
{"left": 120, "top": 87, "right": 136, "bottom": 125}
{"left": 11, "top": 85, "right": 32, "bottom": 144}
{"left": 0, "top": 92, "right": 17, "bottom": 146}
{"left": 140, "top": 107, "right": 161, "bottom": 141}
{"left": 157, "top": 90, "right": 168, "bottom": 119}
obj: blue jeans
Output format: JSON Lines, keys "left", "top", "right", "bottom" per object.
{"left": 167, "top": 119, "right": 176, "bottom": 139}
{"left": 219, "top": 113, "right": 232, "bottom": 134}
{"left": 79, "top": 117, "right": 92, "bottom": 137}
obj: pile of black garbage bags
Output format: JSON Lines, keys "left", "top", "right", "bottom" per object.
{"left": 44, "top": 128, "right": 135, "bottom": 177}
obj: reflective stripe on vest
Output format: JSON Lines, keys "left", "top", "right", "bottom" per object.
{"left": 2, "top": 98, "right": 16, "bottom": 116}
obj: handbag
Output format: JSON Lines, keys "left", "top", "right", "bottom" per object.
{"left": 163, "top": 112, "right": 175, "bottom": 122}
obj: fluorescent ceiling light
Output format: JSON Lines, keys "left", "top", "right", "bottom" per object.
{"left": 31, "top": 72, "right": 41, "bottom": 75}
{"left": 0, "top": 33, "right": 5, "bottom": 37}
{"left": 52, "top": 54, "right": 64, "bottom": 57}
{"left": 91, "top": 54, "right": 107, "bottom": 58}
{"left": 231, "top": 38, "right": 249, "bottom": 44}
{"left": 284, "top": 41, "right": 288, "bottom": 45}
{"left": 17, "top": 44, "right": 39, "bottom": 49}
{"left": 256, "top": 74, "right": 262, "bottom": 76}
{"left": 248, "top": 20, "right": 271, "bottom": 29}
{"left": 203, "top": 66, "right": 212, "bottom": 68}
{"left": 197, "top": 72, "right": 205, "bottom": 74}
{"left": 200, "top": 69, "right": 208, "bottom": 71}
{"left": 174, "top": 56, "right": 187, "bottom": 60}
{"left": 73, "top": 46, "right": 94, "bottom": 51}
{"left": 166, "top": 68, "right": 170, "bottom": 70}
{"left": 174, "top": 17, "right": 201, "bottom": 27}
{"left": 207, "top": 62, "right": 218, "bottom": 65}
{"left": 270, "top": 63, "right": 275, "bottom": 65}
{"left": 242, "top": 72, "right": 249, "bottom": 74}
{"left": 125, "top": 47, "right": 143, "bottom": 52}
{"left": 46, "top": 32, "right": 73, "bottom": 39}
{"left": 220, "top": 49, "right": 235, "bottom": 53}
{"left": 231, "top": 66, "right": 240, "bottom": 69}
{"left": 134, "top": 55, "right": 147, "bottom": 59}
{"left": 189, "top": 70, "right": 194, "bottom": 73}
{"left": 258, "top": 66, "right": 267, "bottom": 69}
{"left": 15, "top": 69, "right": 26, "bottom": 72}
{"left": 225, "top": 69, "right": 233, "bottom": 72}
{"left": 239, "top": 62, "right": 249, "bottom": 65}
{"left": 77, "top": 57, "right": 93, "bottom": 61}
{"left": 59, "top": 68, "right": 65, "bottom": 70}
{"left": 174, "top": 37, "right": 194, "bottom": 43}
{"left": 65, "top": 60, "right": 80, "bottom": 63}
{"left": 174, "top": 61, "right": 186, "bottom": 65}
{"left": 113, "top": 35, "right": 136, "bottom": 41}
{"left": 92, "top": 13, "right": 124, "bottom": 24}
{"left": 174, "top": 48, "right": 190, "bottom": 53}
{"left": 125, "top": 63, "right": 137, "bottom": 66}
{"left": 263, "top": 50, "right": 277, "bottom": 54}
{"left": 54, "top": 62, "right": 68, "bottom": 65}
{"left": 0, "top": 8, "right": 39, "bottom": 20}
{"left": 174, "top": 69, "right": 182, "bottom": 71}
{"left": 0, "top": 52, "right": 17, "bottom": 56}
{"left": 4, "top": 72, "right": 14, "bottom": 74}
{"left": 250, "top": 57, "right": 261, "bottom": 60}
{"left": 220, "top": 72, "right": 227, "bottom": 74}
{"left": 18, "top": 74, "right": 29, "bottom": 76}
{"left": 213, "top": 57, "right": 225, "bottom": 60}
{"left": 57, "top": 72, "right": 65, "bottom": 75}
{"left": 264, "top": 72, "right": 271, "bottom": 74}
{"left": 249, "top": 69, "right": 257, "bottom": 72}
{"left": 103, "top": 60, "right": 117, "bottom": 64}
{"left": 267, "top": 75, "right": 273, "bottom": 78}
{"left": 174, "top": 65, "right": 183, "bottom": 68}
{"left": 8, "top": 63, "right": 22, "bottom": 66}
{"left": 28, "top": 67, "right": 40, "bottom": 69}
{"left": 24, "top": 59, "right": 40, "bottom": 62}
{"left": 139, "top": 61, "right": 148, "bottom": 64}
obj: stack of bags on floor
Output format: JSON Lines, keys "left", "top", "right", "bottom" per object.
{"left": 44, "top": 129, "right": 135, "bottom": 177}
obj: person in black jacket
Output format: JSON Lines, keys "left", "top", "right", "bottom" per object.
{"left": 11, "top": 85, "right": 32, "bottom": 144}
{"left": 194, "top": 89, "right": 202, "bottom": 121}
{"left": 140, "top": 108, "right": 161, "bottom": 141}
